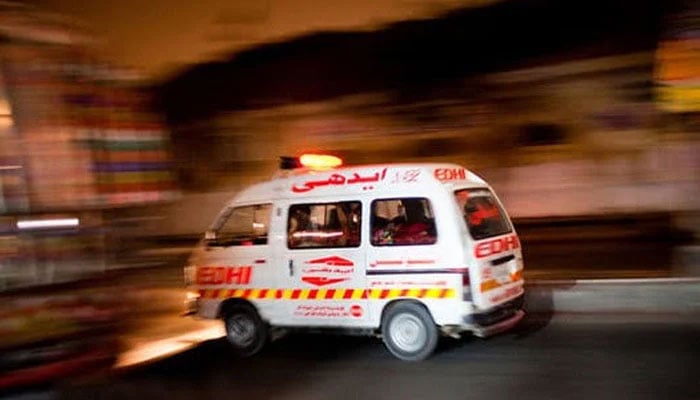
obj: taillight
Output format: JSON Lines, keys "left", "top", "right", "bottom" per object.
{"left": 461, "top": 269, "right": 472, "bottom": 301}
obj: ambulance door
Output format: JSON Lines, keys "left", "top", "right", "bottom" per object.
{"left": 278, "top": 199, "right": 369, "bottom": 327}
{"left": 455, "top": 188, "right": 525, "bottom": 310}
{"left": 366, "top": 197, "right": 442, "bottom": 292}
{"left": 200, "top": 203, "right": 280, "bottom": 320}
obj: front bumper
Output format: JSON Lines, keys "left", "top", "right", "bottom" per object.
{"left": 182, "top": 291, "right": 200, "bottom": 317}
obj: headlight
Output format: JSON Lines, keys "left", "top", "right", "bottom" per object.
{"left": 185, "top": 290, "right": 200, "bottom": 301}
{"left": 183, "top": 290, "right": 201, "bottom": 316}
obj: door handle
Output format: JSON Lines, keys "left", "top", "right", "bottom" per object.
{"left": 288, "top": 259, "right": 294, "bottom": 276}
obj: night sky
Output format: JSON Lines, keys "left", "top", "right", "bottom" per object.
{"left": 32, "top": 0, "right": 678, "bottom": 122}
{"left": 160, "top": 0, "right": 669, "bottom": 123}
{"left": 38, "top": 0, "right": 491, "bottom": 77}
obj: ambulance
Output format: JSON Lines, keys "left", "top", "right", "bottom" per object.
{"left": 184, "top": 155, "right": 525, "bottom": 361}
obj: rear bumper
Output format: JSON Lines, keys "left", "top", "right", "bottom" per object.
{"left": 471, "top": 309, "right": 525, "bottom": 338}
{"left": 463, "top": 294, "right": 525, "bottom": 337}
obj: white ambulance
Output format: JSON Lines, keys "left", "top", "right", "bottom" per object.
{"left": 184, "top": 155, "right": 525, "bottom": 361}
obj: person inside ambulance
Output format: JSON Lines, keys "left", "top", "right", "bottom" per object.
{"left": 288, "top": 205, "right": 315, "bottom": 247}
{"left": 392, "top": 199, "right": 436, "bottom": 245}
{"left": 336, "top": 202, "right": 361, "bottom": 246}
{"left": 372, "top": 199, "right": 436, "bottom": 245}
{"left": 371, "top": 200, "right": 401, "bottom": 245}
{"left": 288, "top": 203, "right": 361, "bottom": 248}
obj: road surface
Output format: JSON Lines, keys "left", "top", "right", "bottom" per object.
{"left": 58, "top": 316, "right": 699, "bottom": 400}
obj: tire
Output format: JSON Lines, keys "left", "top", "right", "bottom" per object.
{"left": 223, "top": 303, "right": 268, "bottom": 357}
{"left": 381, "top": 302, "right": 438, "bottom": 361}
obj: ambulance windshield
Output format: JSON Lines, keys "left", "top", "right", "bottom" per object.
{"left": 455, "top": 189, "right": 512, "bottom": 240}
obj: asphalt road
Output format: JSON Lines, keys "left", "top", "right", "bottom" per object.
{"left": 58, "top": 316, "right": 699, "bottom": 400}
{"left": 3, "top": 237, "right": 694, "bottom": 400}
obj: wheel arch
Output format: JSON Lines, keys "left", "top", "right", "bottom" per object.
{"left": 380, "top": 298, "right": 435, "bottom": 327}
{"left": 218, "top": 297, "right": 261, "bottom": 319}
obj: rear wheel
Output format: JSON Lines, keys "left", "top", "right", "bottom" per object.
{"left": 223, "top": 303, "right": 268, "bottom": 357}
{"left": 381, "top": 302, "right": 438, "bottom": 361}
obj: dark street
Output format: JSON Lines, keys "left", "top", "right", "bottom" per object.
{"left": 59, "top": 316, "right": 699, "bottom": 400}
{"left": 1, "top": 1, "right": 698, "bottom": 399}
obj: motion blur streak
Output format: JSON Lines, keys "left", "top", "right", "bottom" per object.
{"left": 0, "top": 0, "right": 698, "bottom": 396}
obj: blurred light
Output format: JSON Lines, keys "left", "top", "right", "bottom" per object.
{"left": 0, "top": 98, "right": 11, "bottom": 115}
{"left": 17, "top": 218, "right": 80, "bottom": 230}
{"left": 116, "top": 324, "right": 223, "bottom": 368}
{"left": 0, "top": 116, "right": 12, "bottom": 129}
{"left": 0, "top": 165, "right": 22, "bottom": 171}
{"left": 292, "top": 231, "right": 343, "bottom": 238}
{"left": 299, "top": 154, "right": 343, "bottom": 170}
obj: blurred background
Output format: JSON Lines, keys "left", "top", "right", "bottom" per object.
{"left": 0, "top": 0, "right": 698, "bottom": 396}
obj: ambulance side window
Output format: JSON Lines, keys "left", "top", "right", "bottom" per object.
{"left": 371, "top": 198, "right": 437, "bottom": 246}
{"left": 287, "top": 201, "right": 361, "bottom": 249}
{"left": 209, "top": 204, "right": 271, "bottom": 247}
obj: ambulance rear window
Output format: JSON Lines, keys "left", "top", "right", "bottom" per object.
{"left": 455, "top": 189, "right": 511, "bottom": 240}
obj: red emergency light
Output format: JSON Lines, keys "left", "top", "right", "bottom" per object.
{"left": 280, "top": 154, "right": 343, "bottom": 170}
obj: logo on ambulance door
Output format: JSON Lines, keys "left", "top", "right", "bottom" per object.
{"left": 196, "top": 266, "right": 252, "bottom": 285}
{"left": 434, "top": 168, "right": 466, "bottom": 181}
{"left": 474, "top": 234, "right": 520, "bottom": 258}
{"left": 301, "top": 256, "right": 355, "bottom": 287}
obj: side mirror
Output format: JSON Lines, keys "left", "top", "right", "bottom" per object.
{"left": 204, "top": 230, "right": 218, "bottom": 244}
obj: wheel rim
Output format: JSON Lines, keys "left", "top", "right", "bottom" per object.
{"left": 388, "top": 313, "right": 427, "bottom": 353}
{"left": 227, "top": 314, "right": 256, "bottom": 347}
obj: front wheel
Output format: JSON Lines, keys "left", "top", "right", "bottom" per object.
{"left": 223, "top": 303, "right": 268, "bottom": 357}
{"left": 381, "top": 302, "right": 438, "bottom": 361}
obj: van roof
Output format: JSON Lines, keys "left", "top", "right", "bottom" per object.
{"left": 230, "top": 163, "right": 489, "bottom": 204}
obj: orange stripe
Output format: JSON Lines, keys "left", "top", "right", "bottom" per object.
{"left": 198, "top": 287, "right": 458, "bottom": 300}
